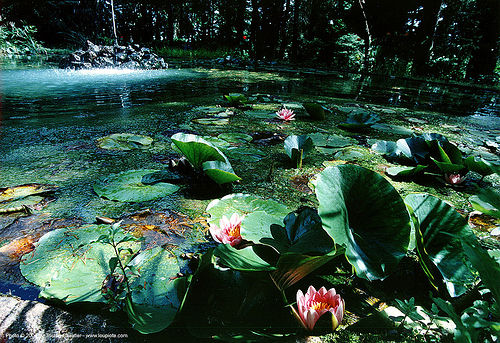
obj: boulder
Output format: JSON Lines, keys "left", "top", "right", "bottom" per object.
{"left": 59, "top": 40, "right": 168, "bottom": 70}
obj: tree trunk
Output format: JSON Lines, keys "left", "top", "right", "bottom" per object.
{"left": 358, "top": 0, "right": 372, "bottom": 73}
{"left": 466, "top": 0, "right": 500, "bottom": 79}
{"left": 290, "top": 0, "right": 301, "bottom": 62}
{"left": 412, "top": 0, "right": 442, "bottom": 76}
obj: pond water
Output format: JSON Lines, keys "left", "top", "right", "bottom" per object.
{"left": 0, "top": 66, "right": 498, "bottom": 326}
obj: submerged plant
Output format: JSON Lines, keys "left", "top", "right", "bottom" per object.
{"left": 276, "top": 107, "right": 296, "bottom": 121}
{"left": 294, "top": 286, "right": 345, "bottom": 331}
{"left": 209, "top": 213, "right": 244, "bottom": 247}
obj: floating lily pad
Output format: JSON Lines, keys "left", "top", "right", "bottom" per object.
{"left": 20, "top": 224, "right": 138, "bottom": 304}
{"left": 206, "top": 194, "right": 290, "bottom": 245}
{"left": 225, "top": 146, "right": 266, "bottom": 162}
{"left": 171, "top": 133, "right": 227, "bottom": 169}
{"left": 218, "top": 133, "right": 253, "bottom": 144}
{"left": 192, "top": 118, "right": 229, "bottom": 125}
{"left": 244, "top": 110, "right": 274, "bottom": 119}
{"left": 308, "top": 133, "right": 356, "bottom": 148}
{"left": 0, "top": 195, "right": 45, "bottom": 213}
{"left": 371, "top": 123, "right": 413, "bottom": 136}
{"left": 94, "top": 170, "right": 180, "bottom": 202}
{"left": 339, "top": 110, "right": 380, "bottom": 130}
{"left": 333, "top": 146, "right": 371, "bottom": 161}
{"left": 201, "top": 136, "right": 232, "bottom": 150}
{"left": 0, "top": 184, "right": 56, "bottom": 203}
{"left": 97, "top": 133, "right": 153, "bottom": 151}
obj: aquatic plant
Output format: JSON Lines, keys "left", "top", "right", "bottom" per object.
{"left": 338, "top": 108, "right": 380, "bottom": 130}
{"left": 96, "top": 133, "right": 153, "bottom": 151}
{"left": 284, "top": 135, "right": 314, "bottom": 168}
{"left": 223, "top": 93, "right": 247, "bottom": 107}
{"left": 444, "top": 172, "right": 466, "bottom": 185}
{"left": 171, "top": 133, "right": 241, "bottom": 184}
{"left": 209, "top": 213, "right": 244, "bottom": 247}
{"left": 302, "top": 102, "right": 328, "bottom": 120}
{"left": 294, "top": 286, "right": 345, "bottom": 331}
{"left": 276, "top": 107, "right": 296, "bottom": 121}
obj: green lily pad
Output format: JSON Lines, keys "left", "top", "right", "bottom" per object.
{"left": 315, "top": 165, "right": 411, "bottom": 281}
{"left": 218, "top": 133, "right": 253, "bottom": 144}
{"left": 97, "top": 133, "right": 153, "bottom": 151}
{"left": 171, "top": 133, "right": 227, "bottom": 169}
{"left": 206, "top": 194, "right": 290, "bottom": 245}
{"left": 405, "top": 193, "right": 477, "bottom": 297}
{"left": 469, "top": 187, "right": 500, "bottom": 219}
{"left": 20, "top": 224, "right": 140, "bottom": 304}
{"left": 386, "top": 165, "right": 428, "bottom": 177}
{"left": 284, "top": 135, "right": 314, "bottom": 167}
{"left": 333, "top": 146, "right": 371, "bottom": 161}
{"left": 126, "top": 246, "right": 184, "bottom": 334}
{"left": 94, "top": 170, "right": 180, "bottom": 202}
{"left": 309, "top": 133, "right": 356, "bottom": 148}
{"left": 201, "top": 136, "right": 232, "bottom": 150}
{"left": 244, "top": 110, "right": 274, "bottom": 119}
{"left": 303, "top": 102, "right": 328, "bottom": 120}
{"left": 338, "top": 109, "right": 380, "bottom": 130}
{"left": 202, "top": 161, "right": 241, "bottom": 184}
{"left": 225, "top": 146, "right": 266, "bottom": 162}
{"left": 192, "top": 118, "right": 229, "bottom": 125}
{"left": 371, "top": 123, "right": 413, "bottom": 136}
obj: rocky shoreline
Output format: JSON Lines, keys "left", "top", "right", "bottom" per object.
{"left": 58, "top": 41, "right": 167, "bottom": 70}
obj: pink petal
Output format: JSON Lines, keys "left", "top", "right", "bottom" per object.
{"left": 304, "top": 309, "right": 320, "bottom": 331}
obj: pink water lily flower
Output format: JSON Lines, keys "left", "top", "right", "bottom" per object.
{"left": 444, "top": 173, "right": 466, "bottom": 185}
{"left": 209, "top": 213, "right": 244, "bottom": 247}
{"left": 276, "top": 107, "right": 295, "bottom": 121}
{"left": 295, "top": 286, "right": 345, "bottom": 331}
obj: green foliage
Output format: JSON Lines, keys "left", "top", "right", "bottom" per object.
{"left": 0, "top": 22, "right": 46, "bottom": 56}
{"left": 469, "top": 187, "right": 500, "bottom": 219}
{"left": 96, "top": 133, "right": 153, "bottom": 151}
{"left": 93, "top": 170, "right": 180, "bottom": 202}
{"left": 171, "top": 133, "right": 240, "bottom": 184}
{"left": 315, "top": 165, "right": 411, "bottom": 281}
{"left": 405, "top": 194, "right": 476, "bottom": 297}
{"left": 338, "top": 109, "right": 380, "bottom": 131}
{"left": 284, "top": 135, "right": 314, "bottom": 168}
{"left": 223, "top": 93, "right": 248, "bottom": 107}
{"left": 302, "top": 102, "right": 328, "bottom": 120}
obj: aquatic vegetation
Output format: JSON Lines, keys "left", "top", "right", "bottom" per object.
{"left": 0, "top": 183, "right": 56, "bottom": 202}
{"left": 276, "top": 107, "right": 296, "bottom": 121}
{"left": 294, "top": 286, "right": 344, "bottom": 331}
{"left": 372, "top": 133, "right": 498, "bottom": 182}
{"left": 96, "top": 133, "right": 153, "bottom": 151}
{"left": 223, "top": 93, "right": 247, "bottom": 107}
{"left": 338, "top": 108, "right": 380, "bottom": 130}
{"left": 284, "top": 135, "right": 314, "bottom": 168}
{"left": 209, "top": 213, "right": 243, "bottom": 247}
{"left": 469, "top": 187, "right": 500, "bottom": 219}
{"left": 315, "top": 165, "right": 411, "bottom": 281}
{"left": 93, "top": 169, "right": 180, "bottom": 202}
{"left": 302, "top": 102, "right": 328, "bottom": 120}
{"left": 171, "top": 133, "right": 240, "bottom": 184}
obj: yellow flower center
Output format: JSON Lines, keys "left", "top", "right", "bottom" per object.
{"left": 311, "top": 301, "right": 333, "bottom": 312}
{"left": 228, "top": 225, "right": 241, "bottom": 237}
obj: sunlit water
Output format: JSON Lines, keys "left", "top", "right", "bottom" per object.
{"left": 0, "top": 65, "right": 498, "bottom": 304}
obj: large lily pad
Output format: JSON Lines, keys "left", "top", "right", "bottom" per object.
{"left": 94, "top": 170, "right": 180, "bottom": 202}
{"left": 303, "top": 102, "right": 328, "bottom": 120}
{"left": 315, "top": 165, "right": 411, "bottom": 281}
{"left": 20, "top": 224, "right": 139, "bottom": 304}
{"left": 206, "top": 194, "right": 290, "bottom": 244}
{"left": 405, "top": 193, "right": 477, "bottom": 297}
{"left": 284, "top": 135, "right": 314, "bottom": 167}
{"left": 217, "top": 133, "right": 253, "bottom": 144}
{"left": 309, "top": 133, "right": 356, "bottom": 148}
{"left": 126, "top": 246, "right": 184, "bottom": 334}
{"left": 171, "top": 133, "right": 227, "bottom": 169}
{"left": 202, "top": 161, "right": 242, "bottom": 184}
{"left": 469, "top": 187, "right": 500, "bottom": 219}
{"left": 97, "top": 133, "right": 153, "bottom": 151}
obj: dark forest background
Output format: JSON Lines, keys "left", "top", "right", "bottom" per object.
{"left": 1, "top": 0, "right": 499, "bottom": 81}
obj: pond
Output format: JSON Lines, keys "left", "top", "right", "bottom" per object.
{"left": 0, "top": 66, "right": 499, "bottom": 341}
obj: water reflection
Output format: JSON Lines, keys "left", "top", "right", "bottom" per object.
{"left": 0, "top": 67, "right": 498, "bottom": 119}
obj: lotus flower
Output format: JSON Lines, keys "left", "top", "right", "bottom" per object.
{"left": 276, "top": 107, "right": 295, "bottom": 121}
{"left": 444, "top": 173, "right": 466, "bottom": 185}
{"left": 295, "top": 286, "right": 345, "bottom": 331}
{"left": 209, "top": 213, "right": 244, "bottom": 247}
